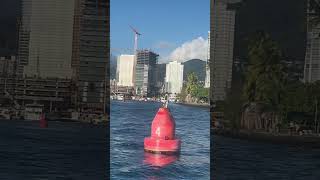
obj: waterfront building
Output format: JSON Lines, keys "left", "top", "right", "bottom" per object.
{"left": 17, "top": 0, "right": 109, "bottom": 114}
{"left": 155, "top": 63, "right": 166, "bottom": 94}
{"left": 116, "top": 55, "right": 135, "bottom": 87}
{"left": 0, "top": 56, "right": 17, "bottom": 100}
{"left": 0, "top": 56, "right": 17, "bottom": 77}
{"left": 211, "top": 0, "right": 239, "bottom": 101}
{"left": 74, "top": 0, "right": 108, "bottom": 111}
{"left": 19, "top": 0, "right": 75, "bottom": 79}
{"left": 135, "top": 50, "right": 158, "bottom": 97}
{"left": 165, "top": 61, "right": 184, "bottom": 94}
{"left": 304, "top": 0, "right": 320, "bottom": 82}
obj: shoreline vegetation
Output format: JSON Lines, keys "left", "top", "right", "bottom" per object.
{"left": 212, "top": 30, "right": 320, "bottom": 146}
{"left": 178, "top": 72, "right": 209, "bottom": 107}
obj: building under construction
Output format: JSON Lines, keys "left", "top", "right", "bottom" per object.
{"left": 135, "top": 50, "right": 158, "bottom": 97}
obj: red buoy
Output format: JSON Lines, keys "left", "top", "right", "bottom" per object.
{"left": 39, "top": 113, "right": 48, "bottom": 128}
{"left": 144, "top": 107, "right": 181, "bottom": 154}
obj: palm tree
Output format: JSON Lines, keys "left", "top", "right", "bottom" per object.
{"left": 243, "top": 31, "right": 286, "bottom": 130}
{"left": 244, "top": 31, "right": 285, "bottom": 103}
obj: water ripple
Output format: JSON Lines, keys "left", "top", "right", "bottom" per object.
{"left": 111, "top": 101, "right": 210, "bottom": 179}
{"left": 213, "top": 135, "right": 320, "bottom": 179}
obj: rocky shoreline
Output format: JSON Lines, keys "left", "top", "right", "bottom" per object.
{"left": 213, "top": 128, "right": 320, "bottom": 148}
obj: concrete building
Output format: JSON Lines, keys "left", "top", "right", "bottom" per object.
{"left": 304, "top": 0, "right": 320, "bottom": 83}
{"left": 16, "top": 0, "right": 109, "bottom": 114}
{"left": 211, "top": 0, "right": 239, "bottom": 101}
{"left": 0, "top": 56, "right": 17, "bottom": 77}
{"left": 165, "top": 61, "right": 184, "bottom": 94}
{"left": 135, "top": 50, "right": 158, "bottom": 97}
{"left": 76, "top": 0, "right": 109, "bottom": 111}
{"left": 116, "top": 55, "right": 135, "bottom": 87}
{"left": 19, "top": 0, "right": 75, "bottom": 78}
{"left": 155, "top": 63, "right": 166, "bottom": 94}
{"left": 205, "top": 31, "right": 210, "bottom": 88}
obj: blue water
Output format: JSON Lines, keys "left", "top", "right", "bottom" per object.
{"left": 110, "top": 101, "right": 210, "bottom": 179}
{"left": 213, "top": 135, "right": 320, "bottom": 180}
{"left": 0, "top": 120, "right": 107, "bottom": 179}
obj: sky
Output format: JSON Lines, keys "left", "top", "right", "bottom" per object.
{"left": 110, "top": 0, "right": 210, "bottom": 63}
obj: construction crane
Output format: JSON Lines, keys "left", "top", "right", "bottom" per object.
{"left": 130, "top": 25, "right": 141, "bottom": 54}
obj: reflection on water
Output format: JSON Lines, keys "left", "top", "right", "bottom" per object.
{"left": 143, "top": 152, "right": 179, "bottom": 168}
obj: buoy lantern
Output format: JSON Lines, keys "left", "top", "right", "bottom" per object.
{"left": 144, "top": 107, "right": 181, "bottom": 154}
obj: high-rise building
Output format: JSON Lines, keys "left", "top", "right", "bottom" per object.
{"left": 17, "top": 0, "right": 109, "bottom": 113}
{"left": 19, "top": 0, "right": 76, "bottom": 78}
{"left": 135, "top": 50, "right": 158, "bottom": 97}
{"left": 76, "top": 0, "right": 108, "bottom": 110}
{"left": 304, "top": 0, "right": 320, "bottom": 82}
{"left": 155, "top": 63, "right": 167, "bottom": 94}
{"left": 165, "top": 61, "right": 184, "bottom": 94}
{"left": 116, "top": 55, "right": 135, "bottom": 87}
{"left": 205, "top": 31, "right": 210, "bottom": 88}
{"left": 211, "top": 0, "right": 239, "bottom": 102}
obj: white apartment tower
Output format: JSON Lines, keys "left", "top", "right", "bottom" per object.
{"left": 165, "top": 61, "right": 184, "bottom": 94}
{"left": 212, "top": 0, "right": 239, "bottom": 101}
{"left": 117, "top": 55, "right": 135, "bottom": 87}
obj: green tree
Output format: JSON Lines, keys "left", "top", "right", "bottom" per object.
{"left": 186, "top": 72, "right": 199, "bottom": 97}
{"left": 178, "top": 85, "right": 187, "bottom": 102}
{"left": 244, "top": 31, "right": 286, "bottom": 105}
{"left": 243, "top": 31, "right": 287, "bottom": 128}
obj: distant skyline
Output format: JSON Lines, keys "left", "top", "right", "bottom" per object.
{"left": 110, "top": 0, "right": 210, "bottom": 63}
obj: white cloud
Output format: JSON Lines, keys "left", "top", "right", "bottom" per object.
{"left": 162, "top": 37, "right": 208, "bottom": 63}
{"left": 153, "top": 41, "right": 176, "bottom": 49}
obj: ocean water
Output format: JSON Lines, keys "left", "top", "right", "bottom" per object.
{"left": 213, "top": 135, "right": 320, "bottom": 180}
{"left": 111, "top": 101, "right": 210, "bottom": 180}
{"left": 0, "top": 120, "right": 107, "bottom": 179}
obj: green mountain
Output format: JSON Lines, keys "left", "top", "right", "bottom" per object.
{"left": 183, "top": 59, "right": 206, "bottom": 82}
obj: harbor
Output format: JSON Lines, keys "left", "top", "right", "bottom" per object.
{"left": 0, "top": 77, "right": 108, "bottom": 125}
